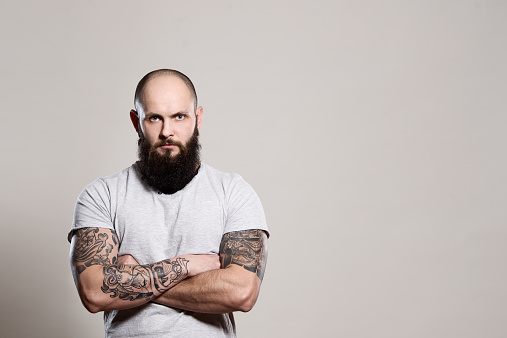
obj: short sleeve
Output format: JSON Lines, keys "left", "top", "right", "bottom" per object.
{"left": 67, "top": 178, "right": 115, "bottom": 242}
{"left": 224, "top": 176, "right": 269, "bottom": 237}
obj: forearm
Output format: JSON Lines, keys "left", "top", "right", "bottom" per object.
{"left": 77, "top": 257, "right": 189, "bottom": 313}
{"left": 153, "top": 229, "right": 268, "bottom": 314}
{"left": 153, "top": 265, "right": 260, "bottom": 313}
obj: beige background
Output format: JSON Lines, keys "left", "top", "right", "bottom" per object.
{"left": 1, "top": 1, "right": 506, "bottom": 337}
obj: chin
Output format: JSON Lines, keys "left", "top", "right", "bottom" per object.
{"left": 157, "top": 148, "right": 179, "bottom": 156}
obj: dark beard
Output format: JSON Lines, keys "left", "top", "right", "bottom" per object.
{"left": 138, "top": 127, "right": 201, "bottom": 194}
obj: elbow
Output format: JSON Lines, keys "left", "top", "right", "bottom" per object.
{"left": 80, "top": 295, "right": 100, "bottom": 314}
{"left": 234, "top": 283, "right": 260, "bottom": 313}
{"left": 237, "top": 295, "right": 257, "bottom": 313}
{"left": 78, "top": 285, "right": 107, "bottom": 314}
{"left": 84, "top": 303, "right": 101, "bottom": 314}
{"left": 80, "top": 292, "right": 103, "bottom": 314}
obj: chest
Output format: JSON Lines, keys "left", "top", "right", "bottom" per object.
{"left": 113, "top": 189, "right": 226, "bottom": 264}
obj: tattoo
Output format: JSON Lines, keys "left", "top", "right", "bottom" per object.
{"left": 101, "top": 258, "right": 189, "bottom": 301}
{"left": 72, "top": 228, "right": 118, "bottom": 275}
{"left": 72, "top": 228, "right": 188, "bottom": 302}
{"left": 220, "top": 229, "right": 268, "bottom": 280}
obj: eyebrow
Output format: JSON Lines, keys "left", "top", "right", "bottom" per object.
{"left": 144, "top": 111, "right": 190, "bottom": 117}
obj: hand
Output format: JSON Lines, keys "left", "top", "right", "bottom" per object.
{"left": 117, "top": 254, "right": 139, "bottom": 265}
{"left": 180, "top": 254, "right": 220, "bottom": 277}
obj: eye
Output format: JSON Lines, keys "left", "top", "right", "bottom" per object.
{"left": 148, "top": 116, "right": 161, "bottom": 122}
{"left": 175, "top": 114, "right": 186, "bottom": 121}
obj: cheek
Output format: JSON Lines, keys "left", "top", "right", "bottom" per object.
{"left": 143, "top": 125, "right": 160, "bottom": 141}
{"left": 170, "top": 123, "right": 191, "bottom": 139}
{"left": 183, "top": 121, "right": 197, "bottom": 135}
{"left": 182, "top": 128, "right": 196, "bottom": 142}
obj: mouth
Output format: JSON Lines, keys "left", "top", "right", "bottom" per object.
{"left": 159, "top": 143, "right": 178, "bottom": 148}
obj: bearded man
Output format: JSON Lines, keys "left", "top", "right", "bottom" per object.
{"left": 68, "top": 69, "right": 269, "bottom": 338}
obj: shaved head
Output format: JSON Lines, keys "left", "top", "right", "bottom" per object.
{"left": 133, "top": 69, "right": 201, "bottom": 193}
{"left": 133, "top": 69, "right": 198, "bottom": 135}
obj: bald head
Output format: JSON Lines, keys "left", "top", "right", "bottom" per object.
{"left": 135, "top": 69, "right": 197, "bottom": 111}
{"left": 133, "top": 69, "right": 198, "bottom": 135}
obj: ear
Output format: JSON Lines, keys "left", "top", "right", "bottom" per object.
{"left": 130, "top": 110, "right": 140, "bottom": 135}
{"left": 196, "top": 106, "right": 204, "bottom": 130}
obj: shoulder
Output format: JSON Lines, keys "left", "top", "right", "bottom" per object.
{"left": 200, "top": 163, "right": 250, "bottom": 191}
{"left": 198, "top": 164, "right": 263, "bottom": 213}
{"left": 202, "top": 163, "right": 267, "bottom": 225}
{"left": 97, "top": 164, "right": 137, "bottom": 187}
{"left": 70, "top": 166, "right": 136, "bottom": 242}
{"left": 74, "top": 165, "right": 138, "bottom": 216}
{"left": 79, "top": 164, "right": 137, "bottom": 197}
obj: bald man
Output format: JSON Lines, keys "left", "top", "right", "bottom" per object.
{"left": 69, "top": 69, "right": 269, "bottom": 338}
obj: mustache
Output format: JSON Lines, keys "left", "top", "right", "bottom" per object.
{"left": 153, "top": 139, "right": 184, "bottom": 148}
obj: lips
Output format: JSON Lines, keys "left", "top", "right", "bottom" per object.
{"left": 158, "top": 142, "right": 181, "bottom": 150}
{"left": 156, "top": 139, "right": 182, "bottom": 150}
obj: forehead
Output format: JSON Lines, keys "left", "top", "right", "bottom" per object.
{"left": 141, "top": 75, "right": 193, "bottom": 112}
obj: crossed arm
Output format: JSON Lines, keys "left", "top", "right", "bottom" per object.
{"left": 69, "top": 227, "right": 268, "bottom": 314}
{"left": 152, "top": 229, "right": 268, "bottom": 313}
{"left": 70, "top": 227, "right": 219, "bottom": 313}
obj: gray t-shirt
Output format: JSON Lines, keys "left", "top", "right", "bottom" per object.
{"left": 69, "top": 162, "right": 268, "bottom": 338}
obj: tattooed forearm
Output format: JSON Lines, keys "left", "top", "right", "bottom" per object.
{"left": 220, "top": 229, "right": 268, "bottom": 280}
{"left": 151, "top": 258, "right": 189, "bottom": 291}
{"left": 71, "top": 227, "right": 191, "bottom": 307}
{"left": 101, "top": 257, "right": 189, "bottom": 301}
{"left": 72, "top": 228, "right": 118, "bottom": 275}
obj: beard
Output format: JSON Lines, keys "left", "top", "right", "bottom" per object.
{"left": 138, "top": 127, "right": 201, "bottom": 194}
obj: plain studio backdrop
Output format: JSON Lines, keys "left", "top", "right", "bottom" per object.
{"left": 0, "top": 1, "right": 505, "bottom": 337}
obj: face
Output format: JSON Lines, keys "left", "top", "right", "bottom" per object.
{"left": 131, "top": 74, "right": 203, "bottom": 158}
{"left": 137, "top": 124, "right": 201, "bottom": 194}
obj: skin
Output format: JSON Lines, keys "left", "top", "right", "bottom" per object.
{"left": 70, "top": 227, "right": 220, "bottom": 313}
{"left": 152, "top": 229, "right": 268, "bottom": 313}
{"left": 130, "top": 74, "right": 203, "bottom": 156}
{"left": 129, "top": 74, "right": 268, "bottom": 313}
{"left": 70, "top": 73, "right": 268, "bottom": 315}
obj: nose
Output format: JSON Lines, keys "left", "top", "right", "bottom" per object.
{"left": 160, "top": 119, "right": 174, "bottom": 139}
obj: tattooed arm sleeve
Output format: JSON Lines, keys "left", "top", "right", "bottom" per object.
{"left": 219, "top": 229, "right": 268, "bottom": 281}
{"left": 69, "top": 227, "right": 200, "bottom": 313}
{"left": 152, "top": 229, "right": 269, "bottom": 313}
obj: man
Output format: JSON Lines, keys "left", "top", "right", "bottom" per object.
{"left": 68, "top": 69, "right": 269, "bottom": 337}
